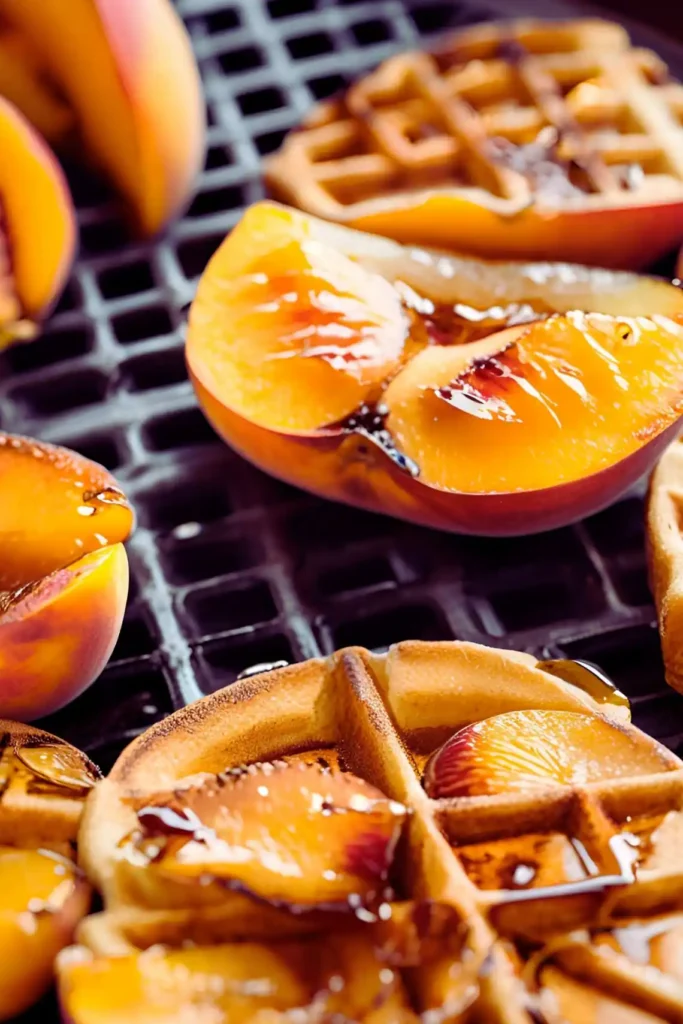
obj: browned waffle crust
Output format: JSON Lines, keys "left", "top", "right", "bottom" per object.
{"left": 73, "top": 640, "right": 683, "bottom": 1021}
{"left": 265, "top": 19, "right": 683, "bottom": 245}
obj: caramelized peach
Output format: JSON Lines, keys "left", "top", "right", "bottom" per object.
{"left": 0, "top": 846, "right": 90, "bottom": 1020}
{"left": 423, "top": 710, "right": 679, "bottom": 799}
{"left": 187, "top": 202, "right": 683, "bottom": 535}
{"left": 0, "top": 433, "right": 134, "bottom": 591}
{"left": 124, "top": 761, "right": 407, "bottom": 911}
{"left": 0, "top": 544, "right": 128, "bottom": 720}
{"left": 0, "top": 95, "right": 75, "bottom": 330}
{"left": 0, "top": 0, "right": 204, "bottom": 234}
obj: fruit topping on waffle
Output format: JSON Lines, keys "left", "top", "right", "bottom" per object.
{"left": 121, "top": 760, "right": 406, "bottom": 912}
{"left": 266, "top": 18, "right": 683, "bottom": 269}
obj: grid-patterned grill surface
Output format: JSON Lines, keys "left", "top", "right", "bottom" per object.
{"left": 6, "top": 3, "right": 683, "bottom": 1016}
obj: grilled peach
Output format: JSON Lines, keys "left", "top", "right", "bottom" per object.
{"left": 0, "top": 0, "right": 204, "bottom": 234}
{"left": 0, "top": 95, "right": 75, "bottom": 340}
{"left": 423, "top": 710, "right": 679, "bottom": 799}
{"left": 0, "top": 847, "right": 90, "bottom": 1020}
{"left": 123, "top": 761, "right": 407, "bottom": 911}
{"left": 0, "top": 434, "right": 134, "bottom": 720}
{"left": 187, "top": 201, "right": 683, "bottom": 536}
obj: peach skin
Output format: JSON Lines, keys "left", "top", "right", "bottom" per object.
{"left": 0, "top": 0, "right": 205, "bottom": 235}
{"left": 187, "top": 202, "right": 683, "bottom": 536}
{"left": 0, "top": 94, "right": 75, "bottom": 338}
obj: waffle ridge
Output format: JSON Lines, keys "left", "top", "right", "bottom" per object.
{"left": 75, "top": 640, "right": 683, "bottom": 1022}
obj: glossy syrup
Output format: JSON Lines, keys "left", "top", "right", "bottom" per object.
{"left": 537, "top": 659, "right": 630, "bottom": 712}
{"left": 332, "top": 402, "right": 420, "bottom": 477}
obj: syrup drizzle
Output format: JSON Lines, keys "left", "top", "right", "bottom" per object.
{"left": 332, "top": 402, "right": 420, "bottom": 478}
{"left": 492, "top": 831, "right": 641, "bottom": 907}
{"left": 537, "top": 658, "right": 630, "bottom": 711}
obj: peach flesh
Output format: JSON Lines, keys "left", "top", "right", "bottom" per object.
{"left": 0, "top": 433, "right": 134, "bottom": 591}
{"left": 423, "top": 710, "right": 680, "bottom": 799}
{"left": 0, "top": 94, "right": 75, "bottom": 319}
{"left": 0, "top": 846, "right": 90, "bottom": 1020}
{"left": 0, "top": 544, "right": 128, "bottom": 721}
{"left": 188, "top": 203, "right": 683, "bottom": 535}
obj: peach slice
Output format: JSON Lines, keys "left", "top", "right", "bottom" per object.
{"left": 187, "top": 201, "right": 683, "bottom": 535}
{"left": 423, "top": 710, "right": 679, "bottom": 799}
{"left": 0, "top": 433, "right": 134, "bottom": 591}
{"left": 0, "top": 94, "right": 75, "bottom": 330}
{"left": 124, "top": 760, "right": 407, "bottom": 911}
{"left": 0, "top": 0, "right": 205, "bottom": 234}
{"left": 0, "top": 846, "right": 90, "bottom": 1020}
{"left": 0, "top": 544, "right": 128, "bottom": 720}
{"left": 1, "top": 721, "right": 101, "bottom": 795}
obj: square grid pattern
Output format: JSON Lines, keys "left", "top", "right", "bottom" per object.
{"left": 1, "top": 0, "right": 682, "bottom": 823}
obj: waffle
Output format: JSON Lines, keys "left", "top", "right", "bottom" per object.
{"left": 62, "top": 639, "right": 683, "bottom": 1022}
{"left": 647, "top": 436, "right": 683, "bottom": 695}
{"left": 265, "top": 18, "right": 683, "bottom": 268}
{"left": 0, "top": 720, "right": 100, "bottom": 1019}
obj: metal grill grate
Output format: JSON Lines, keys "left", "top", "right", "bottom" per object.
{"left": 7, "top": 2, "right": 683, "bottom": 1017}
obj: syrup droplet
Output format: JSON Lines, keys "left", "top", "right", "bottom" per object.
{"left": 537, "top": 658, "right": 630, "bottom": 710}
{"left": 15, "top": 743, "right": 100, "bottom": 792}
{"left": 330, "top": 402, "right": 419, "bottom": 477}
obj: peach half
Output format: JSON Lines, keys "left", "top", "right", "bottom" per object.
{"left": 0, "top": 94, "right": 75, "bottom": 340}
{"left": 0, "top": 0, "right": 205, "bottom": 235}
{"left": 423, "top": 710, "right": 679, "bottom": 799}
{"left": 187, "top": 201, "right": 683, "bottom": 536}
{"left": 0, "top": 433, "right": 134, "bottom": 720}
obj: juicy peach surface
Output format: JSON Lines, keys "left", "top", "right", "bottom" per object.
{"left": 124, "top": 760, "right": 406, "bottom": 911}
{"left": 187, "top": 201, "right": 683, "bottom": 535}
{"left": 0, "top": 433, "right": 134, "bottom": 591}
{"left": 0, "top": 0, "right": 205, "bottom": 234}
{"left": 0, "top": 846, "right": 90, "bottom": 1020}
{"left": 423, "top": 710, "right": 680, "bottom": 799}
{"left": 0, "top": 433, "right": 133, "bottom": 720}
{"left": 0, "top": 94, "right": 75, "bottom": 324}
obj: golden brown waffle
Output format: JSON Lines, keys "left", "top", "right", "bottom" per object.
{"left": 647, "top": 437, "right": 683, "bottom": 695}
{"left": 265, "top": 19, "right": 683, "bottom": 268}
{"left": 66, "top": 640, "right": 683, "bottom": 1022}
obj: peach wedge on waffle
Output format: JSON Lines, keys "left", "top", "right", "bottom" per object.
{"left": 186, "top": 201, "right": 683, "bottom": 536}
{"left": 59, "top": 640, "right": 683, "bottom": 1023}
{"left": 0, "top": 721, "right": 99, "bottom": 1020}
{"left": 266, "top": 18, "right": 683, "bottom": 269}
